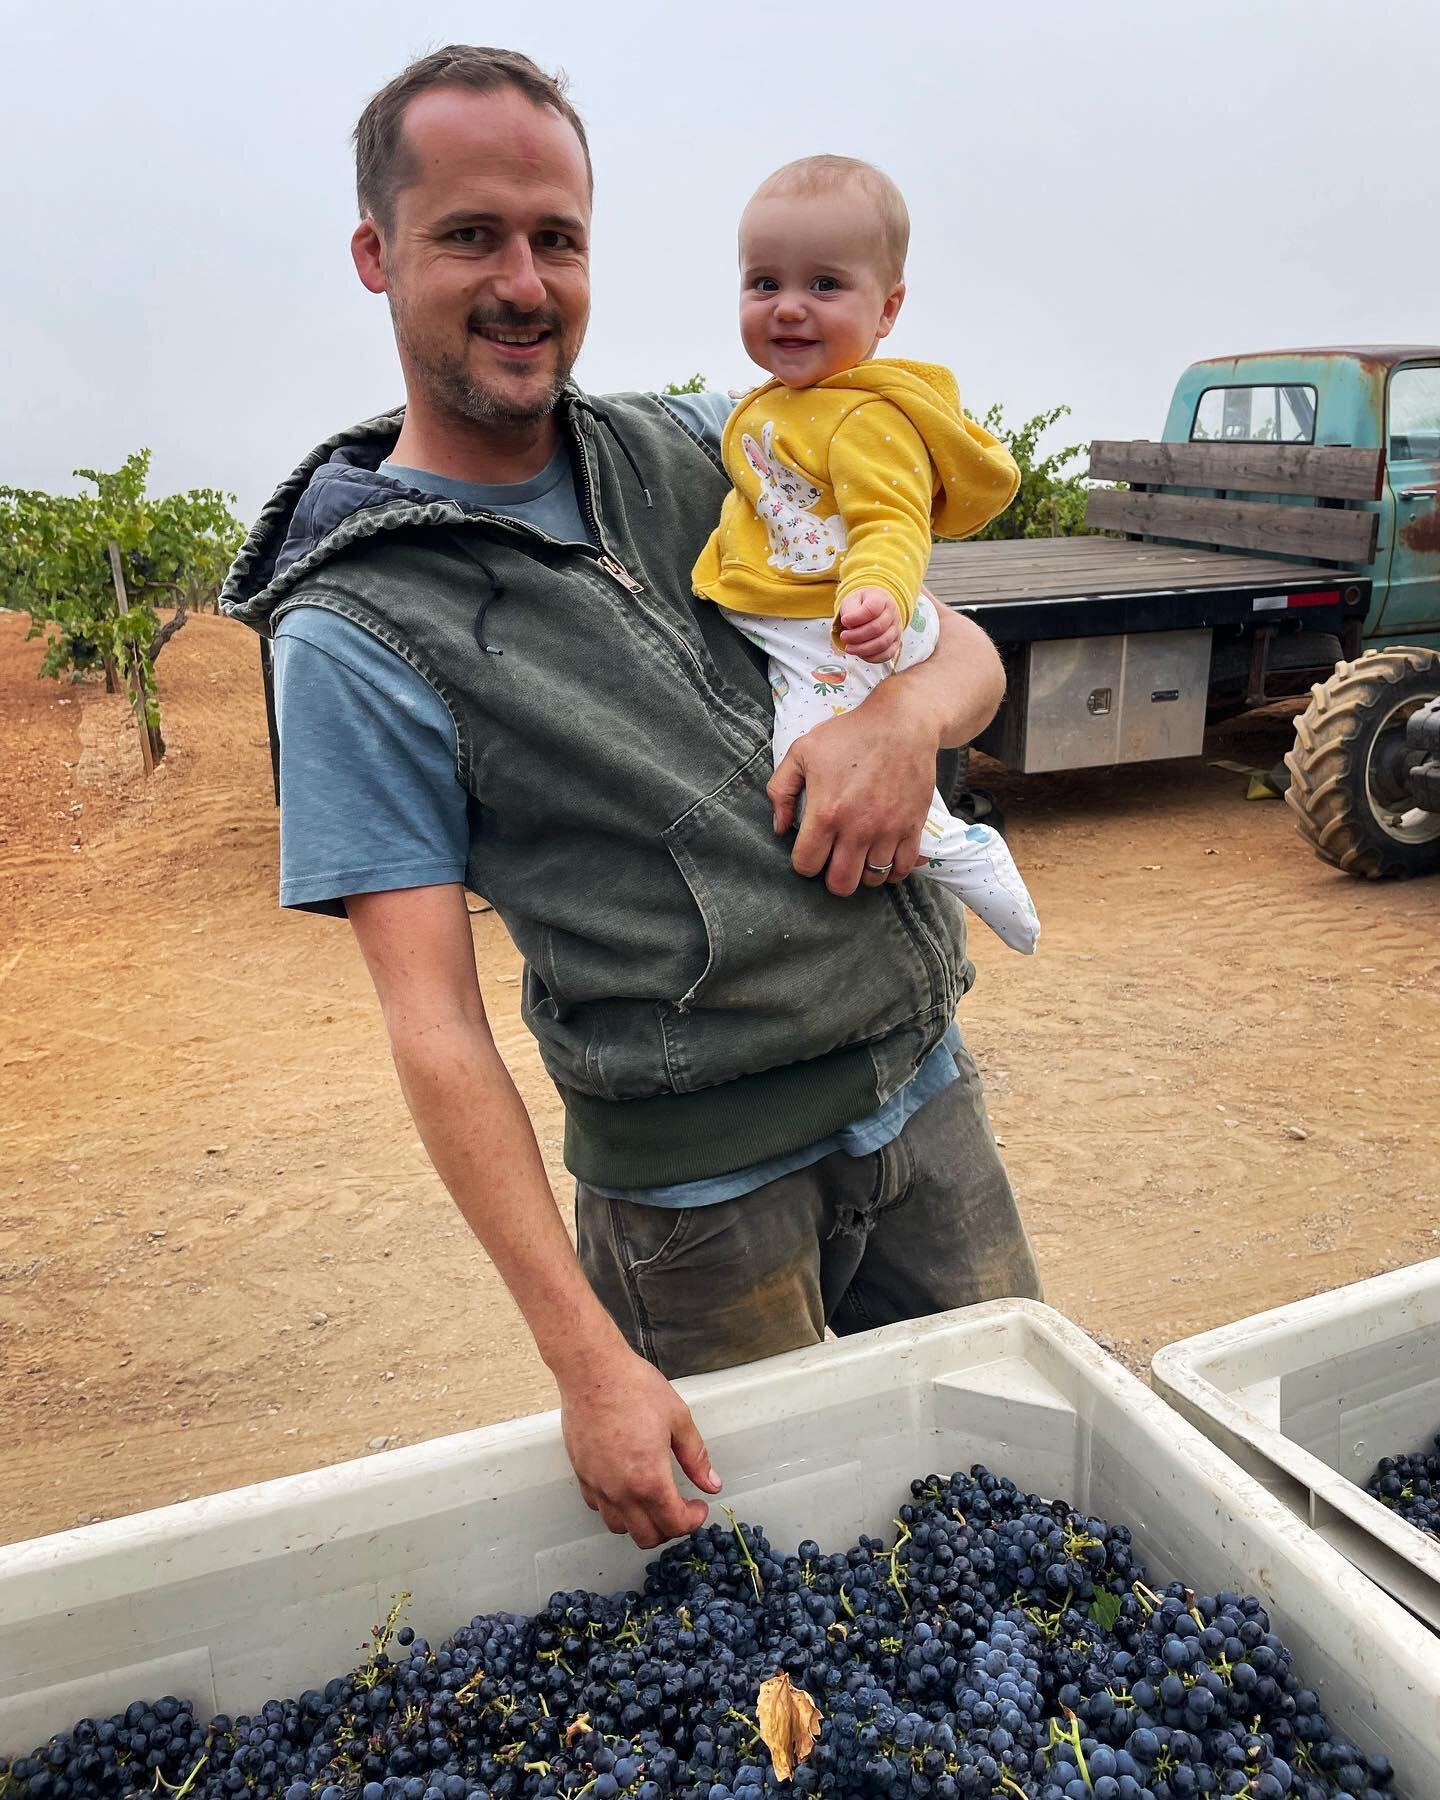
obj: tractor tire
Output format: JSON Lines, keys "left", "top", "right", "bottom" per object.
{"left": 1284, "top": 646, "right": 1440, "bottom": 878}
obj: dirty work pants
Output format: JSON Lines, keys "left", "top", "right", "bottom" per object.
{"left": 574, "top": 1040, "right": 1042, "bottom": 1379}
{"left": 727, "top": 600, "right": 1040, "bottom": 955}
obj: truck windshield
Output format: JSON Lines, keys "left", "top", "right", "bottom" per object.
{"left": 1191, "top": 385, "right": 1317, "bottom": 444}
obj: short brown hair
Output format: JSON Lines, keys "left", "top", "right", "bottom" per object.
{"left": 353, "top": 45, "right": 592, "bottom": 230}
{"left": 750, "top": 155, "right": 910, "bottom": 285}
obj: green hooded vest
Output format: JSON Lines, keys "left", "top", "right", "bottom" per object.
{"left": 221, "top": 388, "right": 971, "bottom": 1186}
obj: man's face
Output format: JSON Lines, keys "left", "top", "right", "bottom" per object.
{"left": 355, "top": 86, "right": 592, "bottom": 430}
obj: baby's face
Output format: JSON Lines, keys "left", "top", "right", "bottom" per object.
{"left": 738, "top": 189, "right": 903, "bottom": 389}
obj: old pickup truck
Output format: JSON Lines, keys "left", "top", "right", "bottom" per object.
{"left": 932, "top": 346, "right": 1440, "bottom": 876}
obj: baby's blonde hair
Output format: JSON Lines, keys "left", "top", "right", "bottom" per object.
{"left": 749, "top": 155, "right": 910, "bottom": 286}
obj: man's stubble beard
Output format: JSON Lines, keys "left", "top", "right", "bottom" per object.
{"left": 391, "top": 297, "right": 577, "bottom": 433}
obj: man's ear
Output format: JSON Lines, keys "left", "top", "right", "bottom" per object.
{"left": 351, "top": 217, "right": 387, "bottom": 295}
{"left": 874, "top": 281, "right": 906, "bottom": 342}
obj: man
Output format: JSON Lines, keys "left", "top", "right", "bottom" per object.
{"left": 222, "top": 46, "right": 1040, "bottom": 1550}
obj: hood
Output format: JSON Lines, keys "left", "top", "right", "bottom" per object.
{"left": 822, "top": 358, "right": 1020, "bottom": 540}
{"left": 220, "top": 407, "right": 415, "bottom": 629}
{"left": 220, "top": 387, "right": 650, "bottom": 632}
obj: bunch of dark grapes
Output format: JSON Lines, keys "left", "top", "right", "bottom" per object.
{"left": 0, "top": 1472, "right": 1398, "bottom": 1800}
{"left": 1366, "top": 1434, "right": 1440, "bottom": 1540}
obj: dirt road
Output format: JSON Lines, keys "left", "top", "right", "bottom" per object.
{"left": 3, "top": 610, "right": 1436, "bottom": 1545}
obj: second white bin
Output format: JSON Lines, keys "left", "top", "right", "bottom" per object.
{"left": 1153, "top": 1256, "right": 1440, "bottom": 1633}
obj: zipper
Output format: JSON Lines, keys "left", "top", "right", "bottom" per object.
{"left": 571, "top": 418, "right": 646, "bottom": 593}
{"left": 596, "top": 552, "right": 642, "bottom": 593}
{"left": 595, "top": 545, "right": 709, "bottom": 690}
{"left": 571, "top": 416, "right": 612, "bottom": 553}
{"left": 567, "top": 412, "right": 720, "bottom": 692}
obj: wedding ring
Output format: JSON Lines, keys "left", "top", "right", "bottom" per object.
{"left": 865, "top": 860, "right": 895, "bottom": 874}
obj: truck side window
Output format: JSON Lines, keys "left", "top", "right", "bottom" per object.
{"left": 1191, "top": 384, "right": 1316, "bottom": 444}
{"left": 1388, "top": 366, "right": 1440, "bottom": 462}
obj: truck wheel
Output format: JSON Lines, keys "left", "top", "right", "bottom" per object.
{"left": 1284, "top": 646, "right": 1440, "bottom": 878}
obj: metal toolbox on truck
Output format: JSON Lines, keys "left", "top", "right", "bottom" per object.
{"left": 977, "top": 629, "right": 1212, "bottom": 772}
{"left": 5, "top": 1301, "right": 1440, "bottom": 1788}
{"left": 1153, "top": 1257, "right": 1440, "bottom": 1634}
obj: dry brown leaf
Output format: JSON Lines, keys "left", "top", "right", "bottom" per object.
{"left": 757, "top": 1672, "right": 823, "bottom": 1781}
{"left": 563, "top": 1713, "right": 591, "bottom": 1748}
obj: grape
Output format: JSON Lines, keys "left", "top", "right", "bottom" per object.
{"left": 1366, "top": 1432, "right": 1440, "bottom": 1542}
{"left": 3, "top": 1466, "right": 1395, "bottom": 1799}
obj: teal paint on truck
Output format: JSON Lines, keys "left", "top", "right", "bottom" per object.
{"left": 1161, "top": 347, "right": 1440, "bottom": 651}
{"left": 1381, "top": 361, "right": 1440, "bottom": 639}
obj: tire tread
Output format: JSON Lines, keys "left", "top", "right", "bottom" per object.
{"left": 1283, "top": 646, "right": 1440, "bottom": 878}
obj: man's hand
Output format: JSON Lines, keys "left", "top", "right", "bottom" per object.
{"left": 559, "top": 1343, "right": 722, "bottom": 1548}
{"left": 768, "top": 602, "right": 1005, "bottom": 895}
{"left": 768, "top": 695, "right": 935, "bottom": 894}
{"left": 837, "top": 587, "right": 903, "bottom": 663}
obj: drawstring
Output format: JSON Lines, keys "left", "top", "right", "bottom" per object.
{"left": 472, "top": 564, "right": 504, "bottom": 656}
{"left": 448, "top": 540, "right": 506, "bottom": 656}
{"left": 581, "top": 400, "right": 653, "bottom": 508}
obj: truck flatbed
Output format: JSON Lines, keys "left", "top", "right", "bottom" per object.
{"left": 926, "top": 536, "right": 1367, "bottom": 643}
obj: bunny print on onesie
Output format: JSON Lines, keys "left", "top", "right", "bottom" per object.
{"left": 742, "top": 421, "right": 847, "bottom": 575}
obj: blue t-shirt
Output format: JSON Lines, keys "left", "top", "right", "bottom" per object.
{"left": 272, "top": 388, "right": 961, "bottom": 1205}
{"left": 381, "top": 442, "right": 589, "bottom": 540}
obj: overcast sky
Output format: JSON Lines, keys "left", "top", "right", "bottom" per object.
{"left": 4, "top": 0, "right": 1437, "bottom": 521}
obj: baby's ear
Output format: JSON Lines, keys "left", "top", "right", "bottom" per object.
{"left": 874, "top": 280, "right": 906, "bottom": 342}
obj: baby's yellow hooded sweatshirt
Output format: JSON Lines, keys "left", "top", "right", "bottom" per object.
{"left": 691, "top": 359, "right": 1019, "bottom": 643}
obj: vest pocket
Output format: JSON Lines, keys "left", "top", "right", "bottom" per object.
{"left": 659, "top": 745, "right": 942, "bottom": 1096}
{"left": 659, "top": 745, "right": 773, "bottom": 1030}
{"left": 521, "top": 953, "right": 560, "bottom": 1026}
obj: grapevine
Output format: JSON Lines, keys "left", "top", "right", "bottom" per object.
{"left": 0, "top": 450, "right": 243, "bottom": 741}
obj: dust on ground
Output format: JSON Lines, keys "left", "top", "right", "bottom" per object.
{"left": 2, "top": 610, "right": 1436, "bottom": 1544}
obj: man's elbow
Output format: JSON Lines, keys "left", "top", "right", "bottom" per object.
{"left": 962, "top": 626, "right": 1006, "bottom": 739}
{"left": 386, "top": 1007, "right": 492, "bottom": 1075}
{"left": 977, "top": 634, "right": 1006, "bottom": 712}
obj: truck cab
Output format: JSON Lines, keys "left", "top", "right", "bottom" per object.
{"left": 1164, "top": 348, "right": 1440, "bottom": 651}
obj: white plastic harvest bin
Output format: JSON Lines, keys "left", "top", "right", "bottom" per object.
{"left": 5, "top": 1301, "right": 1440, "bottom": 1791}
{"left": 1153, "top": 1255, "right": 1440, "bottom": 1635}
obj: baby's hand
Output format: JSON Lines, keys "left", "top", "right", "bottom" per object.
{"left": 837, "top": 588, "right": 903, "bottom": 664}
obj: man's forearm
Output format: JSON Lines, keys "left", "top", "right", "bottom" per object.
{"left": 874, "top": 602, "right": 1005, "bottom": 749}
{"left": 387, "top": 1016, "right": 625, "bottom": 1383}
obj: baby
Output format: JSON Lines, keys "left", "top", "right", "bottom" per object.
{"left": 692, "top": 155, "right": 1039, "bottom": 954}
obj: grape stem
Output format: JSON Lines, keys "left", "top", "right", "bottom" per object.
{"left": 1060, "top": 1707, "right": 1092, "bottom": 1791}
{"left": 155, "top": 1759, "right": 207, "bottom": 1800}
{"left": 721, "top": 1508, "right": 765, "bottom": 1600}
